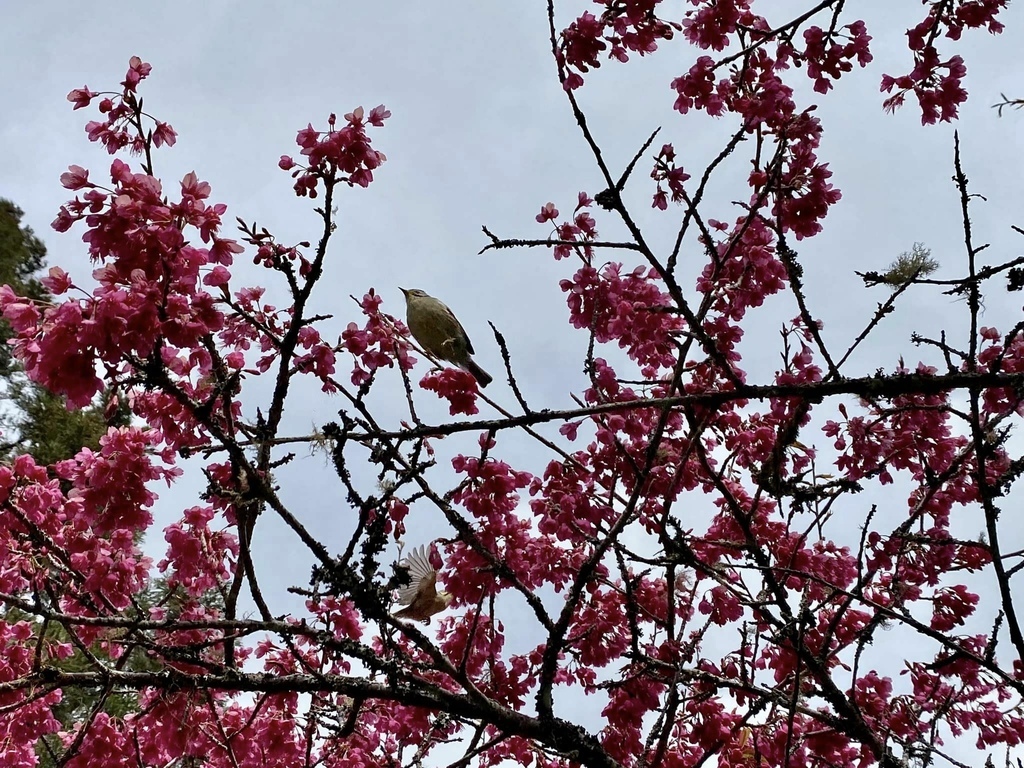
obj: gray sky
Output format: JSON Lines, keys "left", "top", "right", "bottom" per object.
{"left": 3, "top": 1, "right": 1024, "bottom": 762}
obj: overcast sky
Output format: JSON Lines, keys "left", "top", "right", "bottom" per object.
{"left": 3, "top": 1, "right": 1024, "bottom": 761}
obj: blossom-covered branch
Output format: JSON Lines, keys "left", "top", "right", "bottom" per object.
{"left": 0, "top": 2, "right": 1021, "bottom": 767}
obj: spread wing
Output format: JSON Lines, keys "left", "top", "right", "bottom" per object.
{"left": 395, "top": 545, "right": 437, "bottom": 606}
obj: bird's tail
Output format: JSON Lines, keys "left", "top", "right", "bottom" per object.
{"left": 465, "top": 358, "right": 493, "bottom": 388}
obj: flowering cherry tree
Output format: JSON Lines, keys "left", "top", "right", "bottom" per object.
{"left": 1, "top": 2, "right": 1022, "bottom": 767}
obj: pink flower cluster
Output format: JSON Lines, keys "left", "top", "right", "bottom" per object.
{"left": 882, "top": 51, "right": 968, "bottom": 124}
{"left": 68, "top": 56, "right": 177, "bottom": 154}
{"left": 60, "top": 690, "right": 306, "bottom": 768}
{"left": 445, "top": 444, "right": 546, "bottom": 600}
{"left": 0, "top": 621, "right": 63, "bottom": 767}
{"left": 340, "top": 289, "right": 413, "bottom": 387}
{"left": 561, "top": 262, "right": 683, "bottom": 374}
{"left": 563, "top": 0, "right": 1006, "bottom": 244}
{"left": 670, "top": 48, "right": 843, "bottom": 239}
{"left": 681, "top": 0, "right": 756, "bottom": 52}
{"left": 280, "top": 106, "right": 390, "bottom": 196}
{"left": 419, "top": 368, "right": 481, "bottom": 415}
{"left": 800, "top": 21, "right": 873, "bottom": 95}
{"left": 695, "top": 216, "right": 787, "bottom": 321}
{"left": 0, "top": 431, "right": 163, "bottom": 619}
{"left": 2, "top": 150, "right": 237, "bottom": 413}
{"left": 559, "top": 2, "right": 679, "bottom": 90}
{"left": 882, "top": 0, "right": 1005, "bottom": 124}
{"left": 159, "top": 505, "right": 239, "bottom": 597}
{"left": 670, "top": 55, "right": 727, "bottom": 116}
{"left": 651, "top": 143, "right": 691, "bottom": 210}
{"left": 535, "top": 191, "right": 597, "bottom": 260}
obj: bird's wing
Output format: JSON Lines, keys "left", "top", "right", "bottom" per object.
{"left": 443, "top": 302, "right": 475, "bottom": 355}
{"left": 395, "top": 545, "right": 438, "bottom": 606}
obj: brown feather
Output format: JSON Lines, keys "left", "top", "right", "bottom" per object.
{"left": 393, "top": 545, "right": 451, "bottom": 623}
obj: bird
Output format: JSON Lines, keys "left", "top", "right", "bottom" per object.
{"left": 399, "top": 287, "right": 493, "bottom": 387}
{"left": 393, "top": 544, "right": 452, "bottom": 624}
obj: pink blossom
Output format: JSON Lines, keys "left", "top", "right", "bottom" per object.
{"left": 536, "top": 201, "right": 559, "bottom": 222}
{"left": 41, "top": 266, "right": 73, "bottom": 294}
{"left": 60, "top": 164, "right": 91, "bottom": 190}
{"left": 67, "top": 86, "right": 98, "bottom": 109}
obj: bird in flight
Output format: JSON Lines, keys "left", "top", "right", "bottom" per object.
{"left": 393, "top": 544, "right": 452, "bottom": 624}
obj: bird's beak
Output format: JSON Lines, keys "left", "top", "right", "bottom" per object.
{"left": 399, "top": 287, "right": 409, "bottom": 298}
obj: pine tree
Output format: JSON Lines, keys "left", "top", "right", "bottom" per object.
{"left": 0, "top": 199, "right": 47, "bottom": 376}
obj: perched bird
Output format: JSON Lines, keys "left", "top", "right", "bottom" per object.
{"left": 399, "top": 287, "right": 493, "bottom": 387}
{"left": 393, "top": 544, "right": 452, "bottom": 624}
